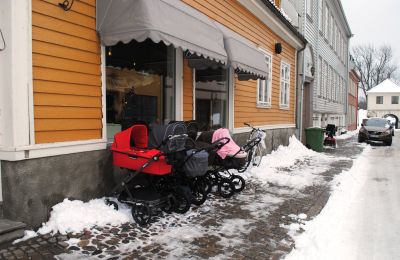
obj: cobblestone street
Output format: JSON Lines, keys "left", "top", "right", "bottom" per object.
{"left": 0, "top": 137, "right": 364, "bottom": 260}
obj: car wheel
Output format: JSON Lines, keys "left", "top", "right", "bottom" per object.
{"left": 385, "top": 139, "right": 392, "bottom": 146}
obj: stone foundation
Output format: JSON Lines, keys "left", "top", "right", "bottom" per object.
{"left": 1, "top": 127, "right": 297, "bottom": 228}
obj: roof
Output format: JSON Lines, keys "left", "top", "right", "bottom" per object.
{"left": 367, "top": 79, "right": 400, "bottom": 93}
{"left": 259, "top": 0, "right": 307, "bottom": 45}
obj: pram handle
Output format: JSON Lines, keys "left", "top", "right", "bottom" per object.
{"left": 208, "top": 137, "right": 230, "bottom": 151}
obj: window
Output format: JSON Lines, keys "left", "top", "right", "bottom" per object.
{"left": 332, "top": 71, "right": 336, "bottom": 101}
{"left": 376, "top": 96, "right": 383, "bottom": 104}
{"left": 392, "top": 96, "right": 399, "bottom": 104}
{"left": 319, "top": 0, "right": 323, "bottom": 32}
{"left": 324, "top": 61, "right": 329, "bottom": 98}
{"left": 307, "top": 0, "right": 313, "bottom": 18}
{"left": 195, "top": 67, "right": 229, "bottom": 131}
{"left": 280, "top": 61, "right": 290, "bottom": 108}
{"left": 330, "top": 14, "right": 334, "bottom": 45}
{"left": 333, "top": 23, "right": 336, "bottom": 50}
{"left": 106, "top": 40, "right": 175, "bottom": 141}
{"left": 257, "top": 52, "right": 273, "bottom": 107}
{"left": 324, "top": 6, "right": 329, "bottom": 38}
{"left": 318, "top": 56, "right": 323, "bottom": 96}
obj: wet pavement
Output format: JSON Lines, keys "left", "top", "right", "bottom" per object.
{"left": 0, "top": 136, "right": 365, "bottom": 260}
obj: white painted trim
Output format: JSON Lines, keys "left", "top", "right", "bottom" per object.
{"left": 279, "top": 60, "right": 291, "bottom": 108}
{"left": 192, "top": 68, "right": 196, "bottom": 120}
{"left": 101, "top": 46, "right": 107, "bottom": 142}
{"left": 238, "top": 0, "right": 304, "bottom": 49}
{"left": 175, "top": 49, "right": 183, "bottom": 120}
{"left": 256, "top": 48, "right": 273, "bottom": 107}
{"left": 0, "top": 160, "right": 2, "bottom": 201}
{"left": 233, "top": 124, "right": 296, "bottom": 134}
{"left": 27, "top": 0, "right": 35, "bottom": 145}
{"left": 0, "top": 139, "right": 107, "bottom": 161}
{"left": 228, "top": 67, "right": 234, "bottom": 131}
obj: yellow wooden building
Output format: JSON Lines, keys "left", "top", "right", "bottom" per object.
{"left": 0, "top": 0, "right": 305, "bottom": 227}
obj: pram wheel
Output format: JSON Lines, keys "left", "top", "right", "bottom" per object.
{"left": 218, "top": 178, "right": 235, "bottom": 198}
{"left": 105, "top": 199, "right": 119, "bottom": 211}
{"left": 132, "top": 204, "right": 151, "bottom": 226}
{"left": 160, "top": 196, "right": 174, "bottom": 214}
{"left": 194, "top": 177, "right": 212, "bottom": 195}
{"left": 230, "top": 175, "right": 245, "bottom": 192}
{"left": 172, "top": 192, "right": 191, "bottom": 214}
{"left": 191, "top": 186, "right": 207, "bottom": 206}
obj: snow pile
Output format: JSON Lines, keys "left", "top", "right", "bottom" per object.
{"left": 249, "top": 135, "right": 333, "bottom": 189}
{"left": 335, "top": 129, "right": 358, "bottom": 140}
{"left": 37, "top": 198, "right": 132, "bottom": 235}
{"left": 285, "top": 146, "right": 372, "bottom": 260}
{"left": 13, "top": 230, "right": 37, "bottom": 244}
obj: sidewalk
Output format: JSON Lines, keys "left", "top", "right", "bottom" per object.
{"left": 0, "top": 136, "right": 364, "bottom": 260}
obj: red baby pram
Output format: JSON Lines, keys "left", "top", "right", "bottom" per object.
{"left": 111, "top": 124, "right": 171, "bottom": 175}
{"left": 109, "top": 123, "right": 185, "bottom": 225}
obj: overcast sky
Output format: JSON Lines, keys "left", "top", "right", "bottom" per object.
{"left": 341, "top": 0, "right": 400, "bottom": 66}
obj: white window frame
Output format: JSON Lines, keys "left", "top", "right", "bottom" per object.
{"left": 318, "top": 0, "right": 323, "bottom": 32}
{"left": 279, "top": 61, "right": 290, "bottom": 109}
{"left": 257, "top": 50, "right": 273, "bottom": 108}
{"left": 318, "top": 56, "right": 323, "bottom": 96}
{"left": 306, "top": 0, "right": 313, "bottom": 18}
{"left": 324, "top": 5, "right": 329, "bottom": 38}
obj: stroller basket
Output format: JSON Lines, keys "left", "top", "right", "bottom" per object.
{"left": 184, "top": 149, "right": 209, "bottom": 178}
{"left": 111, "top": 124, "right": 172, "bottom": 175}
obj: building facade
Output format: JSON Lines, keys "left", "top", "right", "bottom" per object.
{"left": 281, "top": 0, "right": 352, "bottom": 138}
{"left": 0, "top": 0, "right": 305, "bottom": 227}
{"left": 367, "top": 79, "right": 400, "bottom": 129}
{"left": 347, "top": 56, "right": 359, "bottom": 130}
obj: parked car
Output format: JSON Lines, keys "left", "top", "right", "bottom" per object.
{"left": 358, "top": 118, "right": 393, "bottom": 146}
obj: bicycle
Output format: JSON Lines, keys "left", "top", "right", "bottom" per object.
{"left": 238, "top": 122, "right": 267, "bottom": 172}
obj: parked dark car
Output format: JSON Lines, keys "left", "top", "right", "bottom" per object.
{"left": 358, "top": 118, "right": 393, "bottom": 146}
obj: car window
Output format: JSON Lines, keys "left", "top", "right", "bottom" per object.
{"left": 365, "top": 119, "right": 386, "bottom": 127}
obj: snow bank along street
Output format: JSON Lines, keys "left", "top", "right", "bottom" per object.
{"left": 286, "top": 130, "right": 400, "bottom": 260}
{"left": 1, "top": 136, "right": 365, "bottom": 259}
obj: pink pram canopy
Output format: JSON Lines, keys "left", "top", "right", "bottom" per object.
{"left": 211, "top": 128, "right": 243, "bottom": 159}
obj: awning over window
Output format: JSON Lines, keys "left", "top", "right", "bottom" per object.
{"left": 96, "top": 0, "right": 227, "bottom": 64}
{"left": 215, "top": 23, "right": 268, "bottom": 80}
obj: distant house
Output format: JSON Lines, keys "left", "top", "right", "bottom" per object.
{"left": 367, "top": 79, "right": 400, "bottom": 129}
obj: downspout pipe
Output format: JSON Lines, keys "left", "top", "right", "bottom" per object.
{"left": 298, "top": 0, "right": 308, "bottom": 142}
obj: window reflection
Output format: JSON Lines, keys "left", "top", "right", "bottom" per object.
{"left": 106, "top": 40, "right": 175, "bottom": 140}
{"left": 195, "top": 68, "right": 228, "bottom": 131}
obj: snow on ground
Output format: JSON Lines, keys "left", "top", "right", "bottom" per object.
{"left": 248, "top": 136, "right": 336, "bottom": 190}
{"left": 284, "top": 145, "right": 372, "bottom": 260}
{"left": 336, "top": 129, "right": 358, "bottom": 140}
{"left": 17, "top": 135, "right": 344, "bottom": 259}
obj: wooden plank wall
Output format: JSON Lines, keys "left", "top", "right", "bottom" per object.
{"left": 32, "top": 0, "right": 102, "bottom": 143}
{"left": 182, "top": 0, "right": 296, "bottom": 128}
{"left": 183, "top": 59, "right": 194, "bottom": 121}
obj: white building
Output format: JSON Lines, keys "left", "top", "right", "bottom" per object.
{"left": 367, "top": 79, "right": 400, "bottom": 128}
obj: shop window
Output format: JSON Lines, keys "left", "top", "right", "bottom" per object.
{"left": 280, "top": 61, "right": 290, "bottom": 108}
{"left": 257, "top": 52, "right": 272, "bottom": 107}
{"left": 106, "top": 39, "right": 175, "bottom": 141}
{"left": 376, "top": 96, "right": 383, "bottom": 104}
{"left": 194, "top": 67, "right": 228, "bottom": 131}
{"left": 391, "top": 96, "right": 399, "bottom": 104}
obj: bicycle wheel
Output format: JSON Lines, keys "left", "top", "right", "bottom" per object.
{"left": 252, "top": 144, "right": 263, "bottom": 167}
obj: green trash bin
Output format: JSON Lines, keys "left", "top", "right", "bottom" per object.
{"left": 305, "top": 127, "right": 324, "bottom": 152}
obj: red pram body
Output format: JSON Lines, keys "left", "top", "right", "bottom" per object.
{"left": 111, "top": 124, "right": 171, "bottom": 175}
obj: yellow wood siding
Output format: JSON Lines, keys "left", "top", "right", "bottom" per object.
{"left": 183, "top": 59, "right": 194, "bottom": 121}
{"left": 182, "top": 0, "right": 296, "bottom": 128}
{"left": 32, "top": 0, "right": 102, "bottom": 143}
